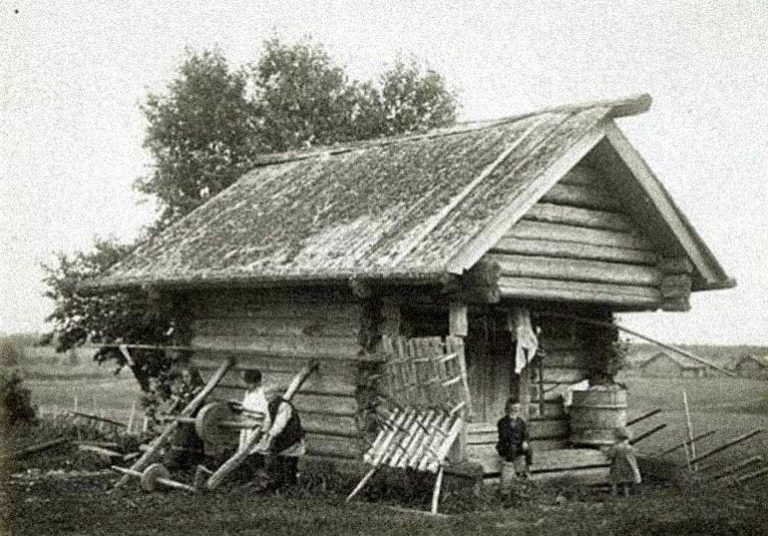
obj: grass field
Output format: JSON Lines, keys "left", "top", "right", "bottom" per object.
{"left": 16, "top": 346, "right": 144, "bottom": 425}
{"left": 620, "top": 375, "right": 768, "bottom": 470}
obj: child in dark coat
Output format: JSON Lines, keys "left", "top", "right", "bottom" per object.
{"left": 497, "top": 400, "right": 533, "bottom": 478}
{"left": 604, "top": 427, "right": 641, "bottom": 497}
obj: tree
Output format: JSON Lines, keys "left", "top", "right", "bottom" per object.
{"left": 41, "top": 239, "right": 175, "bottom": 392}
{"left": 136, "top": 48, "right": 260, "bottom": 226}
{"left": 44, "top": 39, "right": 459, "bottom": 402}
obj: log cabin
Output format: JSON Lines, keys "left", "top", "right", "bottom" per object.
{"left": 92, "top": 94, "right": 734, "bottom": 484}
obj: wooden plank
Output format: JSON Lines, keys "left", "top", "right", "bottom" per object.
{"left": 487, "top": 253, "right": 661, "bottom": 287}
{"left": 192, "top": 316, "right": 359, "bottom": 338}
{"left": 191, "top": 335, "right": 361, "bottom": 358}
{"left": 507, "top": 220, "right": 653, "bottom": 251}
{"left": 491, "top": 236, "right": 659, "bottom": 266}
{"left": 499, "top": 276, "right": 661, "bottom": 307}
{"left": 541, "top": 183, "right": 623, "bottom": 211}
{"left": 524, "top": 203, "right": 633, "bottom": 232}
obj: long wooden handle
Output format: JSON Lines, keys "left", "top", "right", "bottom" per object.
{"left": 114, "top": 358, "right": 234, "bottom": 488}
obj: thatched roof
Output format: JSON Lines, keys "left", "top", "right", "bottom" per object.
{"left": 91, "top": 94, "right": 731, "bottom": 291}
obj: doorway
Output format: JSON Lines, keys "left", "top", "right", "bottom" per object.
{"left": 464, "top": 310, "right": 519, "bottom": 422}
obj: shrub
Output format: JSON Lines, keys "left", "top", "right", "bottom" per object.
{"left": 0, "top": 368, "right": 37, "bottom": 427}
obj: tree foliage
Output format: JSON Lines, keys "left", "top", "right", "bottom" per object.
{"left": 41, "top": 239, "right": 174, "bottom": 391}
{"left": 44, "top": 38, "right": 459, "bottom": 401}
{"left": 138, "top": 39, "right": 458, "bottom": 222}
{"left": 136, "top": 49, "right": 260, "bottom": 226}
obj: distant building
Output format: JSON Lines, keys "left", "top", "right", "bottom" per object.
{"left": 640, "top": 351, "right": 708, "bottom": 378}
{"left": 733, "top": 355, "right": 768, "bottom": 379}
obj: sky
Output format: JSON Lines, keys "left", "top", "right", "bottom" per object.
{"left": 2, "top": 1, "right": 767, "bottom": 344}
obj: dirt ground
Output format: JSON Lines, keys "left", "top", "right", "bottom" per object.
{"left": 5, "top": 465, "right": 768, "bottom": 536}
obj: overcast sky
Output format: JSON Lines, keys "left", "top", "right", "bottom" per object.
{"left": 2, "top": 1, "right": 767, "bottom": 343}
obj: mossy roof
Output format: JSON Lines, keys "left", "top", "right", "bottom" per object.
{"left": 93, "top": 96, "right": 656, "bottom": 289}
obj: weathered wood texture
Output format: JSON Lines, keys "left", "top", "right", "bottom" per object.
{"left": 188, "top": 288, "right": 366, "bottom": 459}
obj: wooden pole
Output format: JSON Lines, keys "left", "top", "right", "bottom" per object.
{"left": 430, "top": 465, "right": 445, "bottom": 515}
{"left": 346, "top": 467, "right": 378, "bottom": 502}
{"left": 690, "top": 430, "right": 763, "bottom": 465}
{"left": 682, "top": 391, "right": 697, "bottom": 471}
{"left": 127, "top": 402, "right": 136, "bottom": 435}
{"left": 709, "top": 456, "right": 762, "bottom": 481}
{"left": 540, "top": 314, "right": 737, "bottom": 377}
{"left": 629, "top": 424, "right": 667, "bottom": 446}
{"left": 68, "top": 411, "right": 126, "bottom": 428}
{"left": 626, "top": 409, "right": 661, "bottom": 427}
{"left": 734, "top": 466, "right": 768, "bottom": 485}
{"left": 0, "top": 437, "right": 70, "bottom": 461}
{"left": 114, "top": 357, "right": 234, "bottom": 488}
{"left": 658, "top": 430, "right": 716, "bottom": 456}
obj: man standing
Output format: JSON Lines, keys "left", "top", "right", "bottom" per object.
{"left": 260, "top": 394, "right": 306, "bottom": 491}
{"left": 496, "top": 399, "right": 533, "bottom": 478}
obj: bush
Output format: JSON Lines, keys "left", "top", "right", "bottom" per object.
{"left": 0, "top": 368, "right": 37, "bottom": 427}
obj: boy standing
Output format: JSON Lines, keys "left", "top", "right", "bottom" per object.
{"left": 497, "top": 399, "right": 533, "bottom": 478}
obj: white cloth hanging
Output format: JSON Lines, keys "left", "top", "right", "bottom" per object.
{"left": 511, "top": 307, "right": 538, "bottom": 375}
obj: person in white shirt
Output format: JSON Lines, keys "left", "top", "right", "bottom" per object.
{"left": 238, "top": 369, "right": 269, "bottom": 478}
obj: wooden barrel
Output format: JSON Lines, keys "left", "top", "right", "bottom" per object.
{"left": 569, "top": 388, "right": 627, "bottom": 446}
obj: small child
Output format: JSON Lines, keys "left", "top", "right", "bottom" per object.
{"left": 604, "top": 427, "right": 641, "bottom": 497}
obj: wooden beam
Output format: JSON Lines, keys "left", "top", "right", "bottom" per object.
{"left": 499, "top": 276, "right": 661, "bottom": 307}
{"left": 506, "top": 220, "right": 654, "bottom": 251}
{"left": 540, "top": 183, "right": 623, "bottom": 212}
{"left": 491, "top": 236, "right": 659, "bottom": 266}
{"left": 524, "top": 203, "right": 633, "bottom": 232}
{"left": 449, "top": 303, "right": 468, "bottom": 336}
{"left": 487, "top": 253, "right": 661, "bottom": 287}
{"left": 446, "top": 118, "right": 608, "bottom": 274}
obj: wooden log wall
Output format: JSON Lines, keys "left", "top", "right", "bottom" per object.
{"left": 188, "top": 288, "right": 367, "bottom": 460}
{"left": 487, "top": 165, "right": 693, "bottom": 310}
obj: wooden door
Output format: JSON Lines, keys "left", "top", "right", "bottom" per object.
{"left": 464, "top": 312, "right": 516, "bottom": 423}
